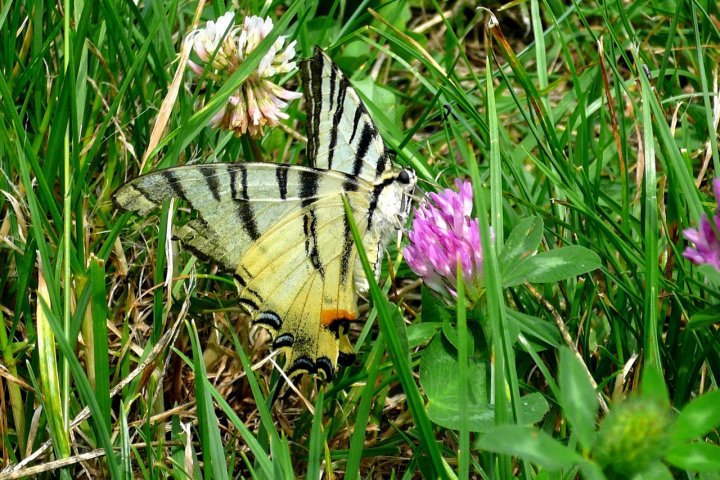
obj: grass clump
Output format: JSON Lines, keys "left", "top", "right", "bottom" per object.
{"left": 1, "top": 1, "right": 720, "bottom": 479}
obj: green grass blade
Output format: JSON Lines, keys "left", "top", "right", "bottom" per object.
{"left": 187, "top": 320, "right": 230, "bottom": 480}
{"left": 89, "top": 257, "right": 110, "bottom": 431}
{"left": 690, "top": 0, "right": 720, "bottom": 175}
{"left": 40, "top": 295, "right": 121, "bottom": 478}
{"left": 307, "top": 389, "right": 325, "bottom": 480}
{"left": 342, "top": 196, "right": 448, "bottom": 479}
{"left": 345, "top": 336, "right": 386, "bottom": 479}
{"left": 637, "top": 53, "right": 662, "bottom": 374}
{"left": 456, "top": 262, "right": 469, "bottom": 479}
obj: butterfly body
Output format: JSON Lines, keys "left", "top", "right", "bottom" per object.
{"left": 114, "top": 48, "right": 415, "bottom": 380}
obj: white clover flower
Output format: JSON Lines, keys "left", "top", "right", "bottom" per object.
{"left": 185, "top": 12, "right": 238, "bottom": 73}
{"left": 185, "top": 13, "right": 301, "bottom": 137}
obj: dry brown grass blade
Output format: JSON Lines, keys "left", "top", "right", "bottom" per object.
{"left": 0, "top": 449, "right": 107, "bottom": 480}
{"left": 598, "top": 38, "right": 626, "bottom": 185}
{"left": 2, "top": 311, "right": 187, "bottom": 474}
{"left": 140, "top": 0, "right": 207, "bottom": 171}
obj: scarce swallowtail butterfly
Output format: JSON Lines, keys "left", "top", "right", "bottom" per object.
{"left": 114, "top": 47, "right": 416, "bottom": 382}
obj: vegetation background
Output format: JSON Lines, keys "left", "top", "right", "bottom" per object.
{"left": 1, "top": 0, "right": 720, "bottom": 478}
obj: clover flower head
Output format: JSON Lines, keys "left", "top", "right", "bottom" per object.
{"left": 403, "top": 179, "right": 489, "bottom": 303}
{"left": 185, "top": 12, "right": 238, "bottom": 71}
{"left": 185, "top": 13, "right": 302, "bottom": 137}
{"left": 683, "top": 178, "right": 720, "bottom": 271}
{"left": 593, "top": 397, "right": 671, "bottom": 477}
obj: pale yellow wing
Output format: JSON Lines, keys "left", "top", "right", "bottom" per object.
{"left": 114, "top": 163, "right": 378, "bottom": 378}
{"left": 235, "top": 192, "right": 374, "bottom": 378}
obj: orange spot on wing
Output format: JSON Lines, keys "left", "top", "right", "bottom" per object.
{"left": 320, "top": 309, "right": 356, "bottom": 327}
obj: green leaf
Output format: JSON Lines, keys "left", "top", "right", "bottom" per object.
{"left": 406, "top": 322, "right": 441, "bottom": 349}
{"left": 632, "top": 462, "right": 674, "bottom": 480}
{"left": 355, "top": 77, "right": 405, "bottom": 127}
{"left": 420, "top": 333, "right": 548, "bottom": 431}
{"left": 640, "top": 365, "right": 670, "bottom": 409}
{"left": 559, "top": 348, "right": 598, "bottom": 450}
{"left": 500, "top": 216, "right": 544, "bottom": 277}
{"left": 689, "top": 304, "right": 720, "bottom": 329}
{"left": 421, "top": 333, "right": 488, "bottom": 409}
{"left": 441, "top": 320, "right": 475, "bottom": 353}
{"left": 666, "top": 443, "right": 720, "bottom": 472}
{"left": 506, "top": 309, "right": 561, "bottom": 348}
{"left": 503, "top": 245, "right": 602, "bottom": 287}
{"left": 671, "top": 390, "right": 720, "bottom": 443}
{"left": 420, "top": 285, "right": 453, "bottom": 324}
{"left": 477, "top": 425, "right": 582, "bottom": 470}
{"left": 698, "top": 265, "right": 720, "bottom": 286}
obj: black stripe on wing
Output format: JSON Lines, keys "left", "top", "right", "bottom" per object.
{"left": 162, "top": 170, "right": 187, "bottom": 202}
{"left": 235, "top": 200, "right": 260, "bottom": 241}
{"left": 276, "top": 164, "right": 289, "bottom": 200}
{"left": 327, "top": 73, "right": 349, "bottom": 171}
{"left": 301, "top": 50, "right": 322, "bottom": 165}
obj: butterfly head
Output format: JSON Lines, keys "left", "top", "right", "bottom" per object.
{"left": 396, "top": 168, "right": 417, "bottom": 219}
{"left": 372, "top": 167, "right": 417, "bottom": 234}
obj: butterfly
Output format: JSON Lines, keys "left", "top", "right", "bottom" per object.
{"left": 114, "top": 47, "right": 416, "bottom": 382}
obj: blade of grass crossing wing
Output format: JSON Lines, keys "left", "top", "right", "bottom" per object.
{"left": 187, "top": 320, "right": 230, "bottom": 480}
{"left": 342, "top": 197, "right": 448, "bottom": 479}
{"left": 228, "top": 328, "right": 281, "bottom": 449}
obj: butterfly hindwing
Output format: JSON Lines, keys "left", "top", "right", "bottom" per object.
{"left": 301, "top": 47, "right": 393, "bottom": 183}
{"left": 235, "top": 192, "right": 372, "bottom": 377}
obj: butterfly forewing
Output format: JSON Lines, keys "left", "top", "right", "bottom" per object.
{"left": 114, "top": 163, "right": 363, "bottom": 271}
{"left": 302, "top": 47, "right": 393, "bottom": 183}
